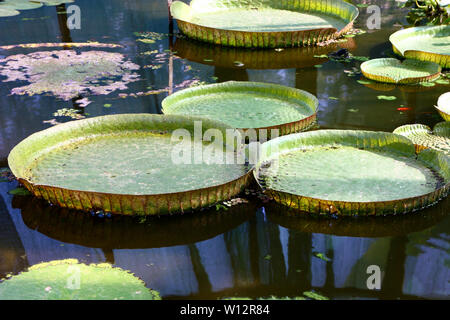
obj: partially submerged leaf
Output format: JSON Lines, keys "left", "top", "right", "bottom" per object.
{"left": 8, "top": 187, "right": 31, "bottom": 196}
{"left": 303, "top": 291, "right": 329, "bottom": 300}
{"left": 313, "top": 252, "right": 331, "bottom": 262}
{"left": 377, "top": 95, "right": 397, "bottom": 100}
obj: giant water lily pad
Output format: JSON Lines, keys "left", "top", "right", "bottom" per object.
{"left": 0, "top": 0, "right": 74, "bottom": 17}
{"left": 0, "top": 50, "right": 140, "bottom": 100}
{"left": 390, "top": 25, "right": 450, "bottom": 68}
{"left": 0, "top": 259, "right": 160, "bottom": 300}
{"left": 360, "top": 58, "right": 441, "bottom": 84}
{"left": 255, "top": 130, "right": 449, "bottom": 216}
{"left": 162, "top": 81, "right": 318, "bottom": 137}
{"left": 437, "top": 92, "right": 450, "bottom": 121}
{"left": 0, "top": 6, "right": 19, "bottom": 17}
{"left": 8, "top": 114, "right": 253, "bottom": 215}
{"left": 393, "top": 122, "right": 450, "bottom": 154}
{"left": 170, "top": 0, "right": 359, "bottom": 48}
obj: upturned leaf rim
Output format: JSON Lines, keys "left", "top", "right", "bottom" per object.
{"left": 360, "top": 58, "right": 442, "bottom": 84}
{"left": 8, "top": 114, "right": 253, "bottom": 216}
{"left": 389, "top": 25, "right": 450, "bottom": 68}
{"left": 170, "top": 0, "right": 359, "bottom": 48}
{"left": 254, "top": 130, "right": 449, "bottom": 216}
{"left": 162, "top": 81, "right": 318, "bottom": 137}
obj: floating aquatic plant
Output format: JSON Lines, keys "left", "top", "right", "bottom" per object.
{"left": 0, "top": 42, "right": 123, "bottom": 50}
{"left": 360, "top": 58, "right": 441, "bottom": 84}
{"left": 170, "top": 0, "right": 359, "bottom": 48}
{"left": 0, "top": 259, "right": 160, "bottom": 300}
{"left": 0, "top": 0, "right": 75, "bottom": 18}
{"left": 8, "top": 114, "right": 252, "bottom": 215}
{"left": 255, "top": 130, "right": 449, "bottom": 216}
{"left": 393, "top": 122, "right": 450, "bottom": 153}
{"left": 162, "top": 81, "right": 318, "bottom": 137}
{"left": 390, "top": 25, "right": 450, "bottom": 68}
{"left": 53, "top": 108, "right": 85, "bottom": 120}
{"left": 399, "top": 0, "right": 450, "bottom": 25}
{"left": 437, "top": 92, "right": 450, "bottom": 121}
{"left": 0, "top": 50, "right": 140, "bottom": 100}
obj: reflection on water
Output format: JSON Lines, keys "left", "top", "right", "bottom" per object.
{"left": 1, "top": 179, "right": 448, "bottom": 299}
{"left": 0, "top": 0, "right": 448, "bottom": 299}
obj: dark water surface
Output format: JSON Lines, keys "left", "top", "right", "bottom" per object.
{"left": 0, "top": 0, "right": 448, "bottom": 299}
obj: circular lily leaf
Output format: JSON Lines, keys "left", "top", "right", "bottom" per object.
{"left": 393, "top": 122, "right": 450, "bottom": 154}
{"left": 390, "top": 25, "right": 450, "bottom": 68}
{"left": 437, "top": 92, "right": 450, "bottom": 121}
{"left": 170, "top": 0, "right": 359, "bottom": 48}
{"left": 0, "top": 259, "right": 160, "bottom": 300}
{"left": 162, "top": 81, "right": 318, "bottom": 137}
{"left": 1, "top": 0, "right": 43, "bottom": 10}
{"left": 8, "top": 114, "right": 252, "bottom": 215}
{"left": 0, "top": 6, "right": 20, "bottom": 17}
{"left": 360, "top": 58, "right": 441, "bottom": 84}
{"left": 255, "top": 130, "right": 449, "bottom": 216}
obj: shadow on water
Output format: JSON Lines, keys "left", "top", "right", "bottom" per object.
{"left": 0, "top": 194, "right": 28, "bottom": 278}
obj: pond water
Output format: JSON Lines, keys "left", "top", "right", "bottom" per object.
{"left": 0, "top": 0, "right": 448, "bottom": 299}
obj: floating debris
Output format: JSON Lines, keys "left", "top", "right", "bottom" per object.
{"left": 0, "top": 50, "right": 140, "bottom": 100}
{"left": 0, "top": 42, "right": 123, "bottom": 50}
{"left": 53, "top": 108, "right": 85, "bottom": 120}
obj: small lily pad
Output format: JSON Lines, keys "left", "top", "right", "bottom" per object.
{"left": 8, "top": 187, "right": 31, "bottom": 196}
{"left": 357, "top": 79, "right": 372, "bottom": 85}
{"left": 314, "top": 252, "right": 331, "bottom": 262}
{"left": 303, "top": 291, "right": 329, "bottom": 300}
{"left": 377, "top": 95, "right": 397, "bottom": 101}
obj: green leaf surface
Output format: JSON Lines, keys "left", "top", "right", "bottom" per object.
{"left": 8, "top": 114, "right": 252, "bottom": 215}
{"left": 377, "top": 95, "right": 397, "bottom": 100}
{"left": 162, "top": 81, "right": 318, "bottom": 132}
{"left": 361, "top": 58, "right": 441, "bottom": 84}
{"left": 170, "top": 0, "right": 359, "bottom": 48}
{"left": 255, "top": 130, "right": 449, "bottom": 215}
{"left": 393, "top": 122, "right": 450, "bottom": 154}
{"left": 389, "top": 25, "right": 450, "bottom": 68}
{"left": 8, "top": 187, "right": 31, "bottom": 196}
{"left": 0, "top": 259, "right": 160, "bottom": 300}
